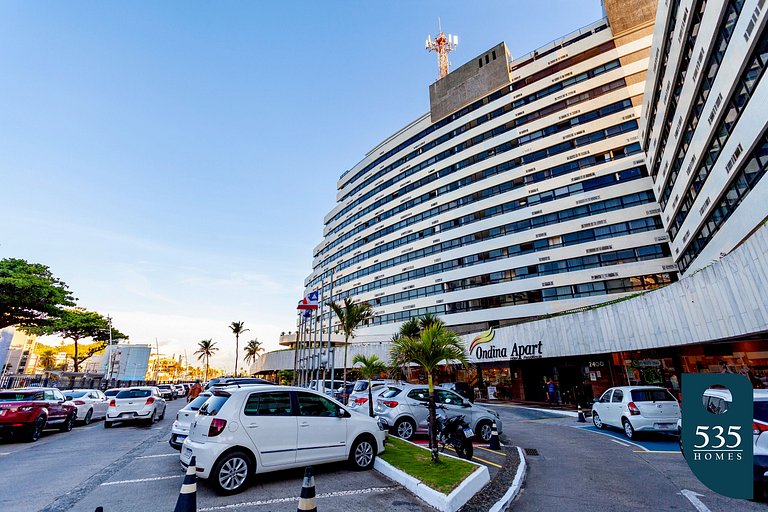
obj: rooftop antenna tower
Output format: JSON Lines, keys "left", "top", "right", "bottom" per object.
{"left": 425, "top": 18, "right": 458, "bottom": 80}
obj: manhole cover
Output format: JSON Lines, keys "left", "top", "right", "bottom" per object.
{"left": 524, "top": 448, "right": 539, "bottom": 456}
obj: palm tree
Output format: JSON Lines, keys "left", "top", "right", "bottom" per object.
{"left": 38, "top": 349, "right": 56, "bottom": 371}
{"left": 194, "top": 339, "right": 218, "bottom": 382}
{"left": 229, "top": 321, "right": 249, "bottom": 376}
{"left": 390, "top": 319, "right": 468, "bottom": 462}
{"left": 352, "top": 354, "right": 387, "bottom": 417}
{"left": 329, "top": 298, "right": 374, "bottom": 390}
{"left": 243, "top": 339, "right": 264, "bottom": 369}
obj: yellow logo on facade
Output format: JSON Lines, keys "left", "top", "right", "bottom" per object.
{"left": 469, "top": 328, "right": 495, "bottom": 353}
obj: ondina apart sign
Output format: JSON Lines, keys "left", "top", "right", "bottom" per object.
{"left": 465, "top": 328, "right": 545, "bottom": 363}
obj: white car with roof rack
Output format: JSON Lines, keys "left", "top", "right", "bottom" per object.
{"left": 180, "top": 385, "right": 386, "bottom": 495}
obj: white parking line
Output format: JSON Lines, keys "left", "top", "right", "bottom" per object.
{"left": 571, "top": 425, "right": 649, "bottom": 451}
{"left": 610, "top": 439, "right": 631, "bottom": 447}
{"left": 0, "top": 452, "right": 11, "bottom": 456}
{"left": 198, "top": 486, "right": 400, "bottom": 511}
{"left": 101, "top": 475, "right": 179, "bottom": 486}
{"left": 135, "top": 453, "right": 178, "bottom": 459}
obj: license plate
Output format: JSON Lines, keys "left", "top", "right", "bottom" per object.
{"left": 655, "top": 423, "right": 673, "bottom": 429}
{"left": 176, "top": 435, "right": 187, "bottom": 442}
{"left": 463, "top": 427, "right": 474, "bottom": 438}
{"left": 182, "top": 447, "right": 192, "bottom": 461}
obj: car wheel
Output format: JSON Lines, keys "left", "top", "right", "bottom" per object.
{"left": 26, "top": 416, "right": 45, "bottom": 442}
{"left": 104, "top": 421, "right": 113, "bottom": 429}
{"left": 159, "top": 406, "right": 165, "bottom": 421}
{"left": 58, "top": 413, "right": 75, "bottom": 432}
{"left": 394, "top": 418, "right": 416, "bottom": 440}
{"left": 622, "top": 419, "right": 635, "bottom": 439}
{"left": 211, "top": 451, "right": 252, "bottom": 495}
{"left": 477, "top": 420, "right": 493, "bottom": 442}
{"left": 349, "top": 436, "right": 377, "bottom": 471}
{"left": 83, "top": 409, "right": 93, "bottom": 425}
{"left": 593, "top": 412, "right": 605, "bottom": 430}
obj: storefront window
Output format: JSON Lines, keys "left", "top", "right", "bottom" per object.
{"left": 680, "top": 340, "right": 767, "bottom": 389}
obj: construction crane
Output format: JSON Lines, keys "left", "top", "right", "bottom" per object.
{"left": 425, "top": 20, "right": 458, "bottom": 80}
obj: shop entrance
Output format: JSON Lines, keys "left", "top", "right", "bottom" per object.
{"left": 520, "top": 359, "right": 592, "bottom": 405}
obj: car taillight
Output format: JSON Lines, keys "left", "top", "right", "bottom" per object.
{"left": 146, "top": 397, "right": 155, "bottom": 405}
{"left": 73, "top": 400, "right": 86, "bottom": 405}
{"left": 754, "top": 421, "right": 768, "bottom": 435}
{"left": 627, "top": 402, "right": 641, "bottom": 416}
{"left": 208, "top": 418, "right": 227, "bottom": 437}
{"left": 382, "top": 401, "right": 399, "bottom": 408}
{"left": 354, "top": 398, "right": 368, "bottom": 405}
{"left": 109, "top": 399, "right": 115, "bottom": 407}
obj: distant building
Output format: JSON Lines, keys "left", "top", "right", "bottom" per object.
{"left": 0, "top": 327, "right": 38, "bottom": 375}
{"left": 102, "top": 343, "right": 151, "bottom": 382}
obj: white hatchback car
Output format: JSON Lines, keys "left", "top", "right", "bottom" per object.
{"left": 105, "top": 387, "right": 167, "bottom": 428}
{"left": 169, "top": 391, "right": 212, "bottom": 450}
{"left": 180, "top": 385, "right": 386, "bottom": 495}
{"left": 591, "top": 386, "right": 680, "bottom": 439}
{"left": 63, "top": 389, "right": 109, "bottom": 425}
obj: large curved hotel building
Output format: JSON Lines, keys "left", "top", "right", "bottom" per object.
{"left": 304, "top": 1, "right": 677, "bottom": 338}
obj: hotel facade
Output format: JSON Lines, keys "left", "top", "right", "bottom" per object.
{"left": 255, "top": 0, "right": 768, "bottom": 404}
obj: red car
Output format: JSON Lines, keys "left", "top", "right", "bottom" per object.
{"left": 0, "top": 387, "right": 77, "bottom": 442}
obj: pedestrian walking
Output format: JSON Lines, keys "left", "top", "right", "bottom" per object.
{"left": 546, "top": 378, "right": 556, "bottom": 405}
{"left": 187, "top": 379, "right": 202, "bottom": 403}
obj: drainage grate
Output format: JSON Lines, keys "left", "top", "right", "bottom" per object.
{"left": 524, "top": 448, "right": 540, "bottom": 456}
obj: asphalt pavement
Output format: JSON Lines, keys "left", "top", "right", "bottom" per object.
{"left": 0, "top": 399, "right": 431, "bottom": 512}
{"left": 486, "top": 403, "right": 768, "bottom": 512}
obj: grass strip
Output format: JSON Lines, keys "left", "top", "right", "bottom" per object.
{"left": 379, "top": 437, "right": 477, "bottom": 494}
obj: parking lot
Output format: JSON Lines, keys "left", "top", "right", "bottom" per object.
{"left": 0, "top": 399, "right": 434, "bottom": 512}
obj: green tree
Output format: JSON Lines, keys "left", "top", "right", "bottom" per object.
{"left": 243, "top": 338, "right": 264, "bottom": 368}
{"left": 29, "top": 308, "right": 126, "bottom": 373}
{"left": 229, "top": 321, "right": 249, "bottom": 376}
{"left": 38, "top": 348, "right": 56, "bottom": 371}
{"left": 0, "top": 258, "right": 76, "bottom": 330}
{"left": 329, "top": 298, "right": 374, "bottom": 389}
{"left": 390, "top": 319, "right": 468, "bottom": 462}
{"left": 352, "top": 353, "right": 387, "bottom": 417}
{"left": 195, "top": 338, "right": 218, "bottom": 382}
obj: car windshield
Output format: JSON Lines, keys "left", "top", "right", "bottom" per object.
{"left": 380, "top": 387, "right": 401, "bottom": 398}
{"left": 0, "top": 392, "right": 42, "bottom": 402}
{"left": 116, "top": 389, "right": 152, "bottom": 399}
{"left": 187, "top": 394, "right": 210, "bottom": 411}
{"left": 65, "top": 391, "right": 88, "bottom": 399}
{"left": 353, "top": 381, "right": 368, "bottom": 392}
{"left": 158, "top": 385, "right": 171, "bottom": 389}
{"left": 630, "top": 389, "right": 676, "bottom": 402}
{"left": 755, "top": 401, "right": 768, "bottom": 422}
{"left": 199, "top": 395, "right": 229, "bottom": 416}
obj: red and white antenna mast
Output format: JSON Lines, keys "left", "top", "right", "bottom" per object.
{"left": 425, "top": 18, "right": 458, "bottom": 80}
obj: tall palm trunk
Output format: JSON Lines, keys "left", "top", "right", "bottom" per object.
{"left": 342, "top": 334, "right": 350, "bottom": 390}
{"left": 73, "top": 338, "right": 80, "bottom": 373}
{"left": 204, "top": 355, "right": 209, "bottom": 382}
{"left": 428, "top": 372, "right": 438, "bottom": 462}
{"left": 234, "top": 333, "right": 239, "bottom": 376}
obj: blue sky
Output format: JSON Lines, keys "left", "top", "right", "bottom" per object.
{"left": 0, "top": 1, "right": 603, "bottom": 370}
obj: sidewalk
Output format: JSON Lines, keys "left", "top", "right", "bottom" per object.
{"left": 476, "top": 399, "right": 591, "bottom": 418}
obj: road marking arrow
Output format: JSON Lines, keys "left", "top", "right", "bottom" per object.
{"left": 680, "top": 489, "right": 711, "bottom": 512}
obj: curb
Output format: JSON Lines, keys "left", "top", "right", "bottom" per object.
{"left": 488, "top": 447, "right": 527, "bottom": 512}
{"left": 374, "top": 441, "right": 490, "bottom": 512}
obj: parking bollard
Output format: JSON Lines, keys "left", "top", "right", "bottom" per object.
{"left": 297, "top": 466, "right": 317, "bottom": 512}
{"left": 489, "top": 420, "right": 501, "bottom": 450}
{"left": 174, "top": 455, "right": 197, "bottom": 512}
{"left": 577, "top": 405, "right": 586, "bottom": 423}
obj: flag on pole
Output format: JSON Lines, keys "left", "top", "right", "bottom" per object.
{"left": 297, "top": 291, "right": 319, "bottom": 310}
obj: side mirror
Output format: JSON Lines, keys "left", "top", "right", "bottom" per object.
{"left": 461, "top": 400, "right": 472, "bottom": 408}
{"left": 338, "top": 408, "right": 350, "bottom": 418}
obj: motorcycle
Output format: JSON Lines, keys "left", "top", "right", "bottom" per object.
{"left": 425, "top": 403, "right": 474, "bottom": 460}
